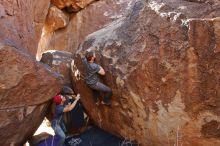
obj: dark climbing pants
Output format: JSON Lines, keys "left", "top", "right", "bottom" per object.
{"left": 89, "top": 82, "right": 112, "bottom": 103}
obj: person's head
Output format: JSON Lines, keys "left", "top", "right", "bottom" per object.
{"left": 85, "top": 51, "right": 96, "bottom": 62}
{"left": 60, "top": 86, "right": 77, "bottom": 99}
{"left": 53, "top": 95, "right": 66, "bottom": 105}
{"left": 61, "top": 86, "right": 75, "bottom": 95}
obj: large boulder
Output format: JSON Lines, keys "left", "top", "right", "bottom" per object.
{"left": 0, "top": 0, "right": 50, "bottom": 56}
{"left": 72, "top": 0, "right": 220, "bottom": 146}
{"left": 51, "top": 0, "right": 95, "bottom": 11}
{"left": 40, "top": 50, "right": 73, "bottom": 86}
{"left": 0, "top": 0, "right": 63, "bottom": 145}
{"left": 36, "top": 0, "right": 132, "bottom": 59}
{"left": 0, "top": 45, "right": 63, "bottom": 146}
{"left": 44, "top": 6, "right": 69, "bottom": 33}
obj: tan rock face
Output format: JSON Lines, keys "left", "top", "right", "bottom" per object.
{"left": 0, "top": 45, "right": 63, "bottom": 146}
{"left": 72, "top": 0, "right": 220, "bottom": 145}
{"left": 51, "top": 0, "right": 95, "bottom": 11}
{"left": 44, "top": 6, "right": 69, "bottom": 33}
{"left": 51, "top": 0, "right": 74, "bottom": 9}
{"left": 37, "top": 0, "right": 132, "bottom": 59}
{"left": 0, "top": 0, "right": 50, "bottom": 56}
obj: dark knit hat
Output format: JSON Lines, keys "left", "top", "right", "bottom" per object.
{"left": 60, "top": 86, "right": 75, "bottom": 95}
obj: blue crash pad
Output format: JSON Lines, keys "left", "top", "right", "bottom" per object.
{"left": 37, "top": 127, "right": 137, "bottom": 146}
{"left": 65, "top": 127, "right": 136, "bottom": 146}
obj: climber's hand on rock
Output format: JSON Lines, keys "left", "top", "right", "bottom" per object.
{"left": 76, "top": 94, "right": 80, "bottom": 100}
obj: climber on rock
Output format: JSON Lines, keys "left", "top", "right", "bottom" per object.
{"left": 52, "top": 93, "right": 80, "bottom": 146}
{"left": 83, "top": 51, "right": 112, "bottom": 106}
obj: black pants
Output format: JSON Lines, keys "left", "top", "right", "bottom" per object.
{"left": 89, "top": 82, "right": 112, "bottom": 103}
